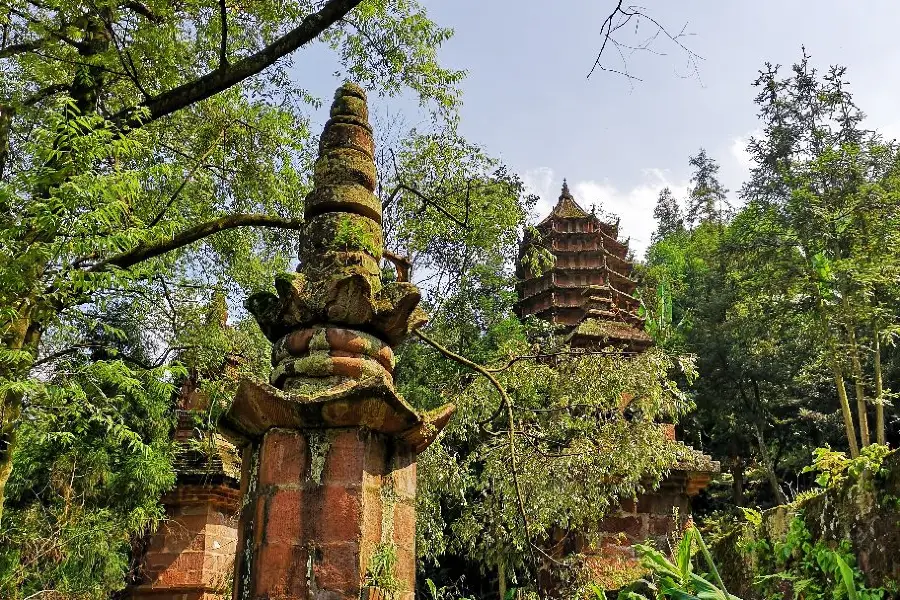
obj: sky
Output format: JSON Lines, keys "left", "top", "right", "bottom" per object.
{"left": 297, "top": 1, "right": 900, "bottom": 257}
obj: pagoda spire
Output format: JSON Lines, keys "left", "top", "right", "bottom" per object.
{"left": 561, "top": 178, "right": 571, "bottom": 198}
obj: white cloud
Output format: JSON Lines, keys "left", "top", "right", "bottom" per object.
{"left": 522, "top": 167, "right": 687, "bottom": 259}
{"left": 730, "top": 130, "right": 760, "bottom": 175}
{"left": 571, "top": 170, "right": 687, "bottom": 259}
{"left": 521, "top": 166, "right": 556, "bottom": 221}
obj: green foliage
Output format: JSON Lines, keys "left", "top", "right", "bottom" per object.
{"left": 802, "top": 444, "right": 891, "bottom": 491}
{"left": 0, "top": 356, "right": 178, "bottom": 598}
{"left": 365, "top": 542, "right": 406, "bottom": 593}
{"left": 651, "top": 187, "right": 684, "bottom": 243}
{"left": 641, "top": 53, "right": 900, "bottom": 511}
{"left": 617, "top": 526, "right": 741, "bottom": 600}
{"left": 412, "top": 319, "right": 697, "bottom": 587}
{"left": 746, "top": 516, "right": 884, "bottom": 600}
{"left": 685, "top": 149, "right": 728, "bottom": 227}
{"left": 334, "top": 214, "right": 381, "bottom": 257}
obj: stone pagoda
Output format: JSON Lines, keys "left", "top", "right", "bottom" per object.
{"left": 515, "top": 181, "right": 652, "bottom": 351}
{"left": 220, "top": 83, "right": 453, "bottom": 600}
{"left": 518, "top": 182, "right": 718, "bottom": 592}
{"left": 129, "top": 296, "right": 242, "bottom": 600}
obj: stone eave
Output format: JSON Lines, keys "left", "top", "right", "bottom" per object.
{"left": 222, "top": 378, "right": 453, "bottom": 454}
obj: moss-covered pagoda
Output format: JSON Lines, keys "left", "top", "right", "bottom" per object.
{"left": 515, "top": 181, "right": 652, "bottom": 352}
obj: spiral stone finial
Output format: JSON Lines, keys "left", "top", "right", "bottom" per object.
{"left": 244, "top": 82, "right": 429, "bottom": 391}
{"left": 297, "top": 83, "right": 383, "bottom": 286}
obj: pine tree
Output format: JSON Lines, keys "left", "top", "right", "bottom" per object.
{"left": 652, "top": 187, "right": 684, "bottom": 241}
{"left": 686, "top": 149, "right": 728, "bottom": 227}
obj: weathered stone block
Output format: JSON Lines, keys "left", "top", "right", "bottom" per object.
{"left": 391, "top": 500, "right": 416, "bottom": 551}
{"left": 319, "top": 484, "right": 363, "bottom": 543}
{"left": 254, "top": 542, "right": 309, "bottom": 598}
{"left": 391, "top": 455, "right": 416, "bottom": 500}
{"left": 263, "top": 489, "right": 305, "bottom": 546}
{"left": 312, "top": 541, "right": 362, "bottom": 592}
{"left": 324, "top": 430, "right": 369, "bottom": 483}
{"left": 259, "top": 428, "right": 308, "bottom": 486}
{"left": 599, "top": 515, "right": 644, "bottom": 540}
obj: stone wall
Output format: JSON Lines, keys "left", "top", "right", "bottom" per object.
{"left": 711, "top": 449, "right": 900, "bottom": 598}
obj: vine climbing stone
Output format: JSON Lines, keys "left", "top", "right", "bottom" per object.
{"left": 222, "top": 83, "right": 453, "bottom": 600}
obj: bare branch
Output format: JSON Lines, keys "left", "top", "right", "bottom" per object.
{"left": 218, "top": 0, "right": 229, "bottom": 69}
{"left": 589, "top": 2, "right": 703, "bottom": 82}
{"left": 384, "top": 148, "right": 471, "bottom": 227}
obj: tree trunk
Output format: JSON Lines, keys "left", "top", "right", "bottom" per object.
{"left": 0, "top": 306, "right": 41, "bottom": 526}
{"left": 829, "top": 361, "right": 860, "bottom": 458}
{"left": 751, "top": 422, "right": 787, "bottom": 505}
{"left": 845, "top": 321, "right": 870, "bottom": 447}
{"left": 731, "top": 457, "right": 745, "bottom": 507}
{"left": 0, "top": 103, "right": 10, "bottom": 181}
{"left": 873, "top": 326, "right": 885, "bottom": 446}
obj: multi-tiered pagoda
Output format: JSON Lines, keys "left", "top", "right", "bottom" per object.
{"left": 518, "top": 181, "right": 718, "bottom": 593}
{"left": 516, "top": 181, "right": 652, "bottom": 351}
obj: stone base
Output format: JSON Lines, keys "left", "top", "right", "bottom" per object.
{"left": 233, "top": 427, "right": 417, "bottom": 600}
{"left": 129, "top": 484, "right": 241, "bottom": 600}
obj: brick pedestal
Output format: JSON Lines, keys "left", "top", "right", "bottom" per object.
{"left": 130, "top": 484, "right": 241, "bottom": 600}
{"left": 231, "top": 427, "right": 417, "bottom": 600}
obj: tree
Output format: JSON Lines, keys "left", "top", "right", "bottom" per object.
{"left": 0, "top": 279, "right": 273, "bottom": 598}
{"left": 652, "top": 186, "right": 684, "bottom": 243}
{"left": 408, "top": 324, "right": 697, "bottom": 598}
{"left": 0, "top": 0, "right": 463, "bottom": 518}
{"left": 738, "top": 52, "right": 900, "bottom": 456}
{"left": 686, "top": 148, "right": 728, "bottom": 227}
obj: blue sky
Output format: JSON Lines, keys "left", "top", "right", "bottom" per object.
{"left": 298, "top": 1, "right": 900, "bottom": 256}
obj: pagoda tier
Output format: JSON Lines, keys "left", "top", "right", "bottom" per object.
{"left": 516, "top": 181, "right": 651, "bottom": 351}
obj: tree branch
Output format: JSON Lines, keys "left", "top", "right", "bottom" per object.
{"left": 148, "top": 128, "right": 225, "bottom": 227}
{"left": 89, "top": 213, "right": 304, "bottom": 271}
{"left": 0, "top": 38, "right": 46, "bottom": 58}
{"left": 218, "top": 0, "right": 228, "bottom": 69}
{"left": 589, "top": 2, "right": 703, "bottom": 81}
{"left": 413, "top": 328, "right": 537, "bottom": 567}
{"left": 120, "top": 1, "right": 163, "bottom": 23}
{"left": 110, "top": 0, "right": 363, "bottom": 131}
{"left": 22, "top": 83, "right": 68, "bottom": 107}
{"left": 382, "top": 249, "right": 411, "bottom": 282}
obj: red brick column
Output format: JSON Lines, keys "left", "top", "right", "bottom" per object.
{"left": 230, "top": 427, "right": 417, "bottom": 600}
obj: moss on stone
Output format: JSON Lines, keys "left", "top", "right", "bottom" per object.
{"left": 336, "top": 81, "right": 366, "bottom": 101}
{"left": 329, "top": 94, "right": 368, "bottom": 120}
{"left": 333, "top": 214, "right": 381, "bottom": 258}
{"left": 380, "top": 478, "right": 398, "bottom": 543}
{"left": 711, "top": 449, "right": 900, "bottom": 596}
{"left": 305, "top": 183, "right": 381, "bottom": 223}
{"left": 299, "top": 212, "right": 382, "bottom": 263}
{"left": 308, "top": 329, "right": 329, "bottom": 353}
{"left": 306, "top": 430, "right": 332, "bottom": 485}
{"left": 314, "top": 148, "right": 376, "bottom": 191}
